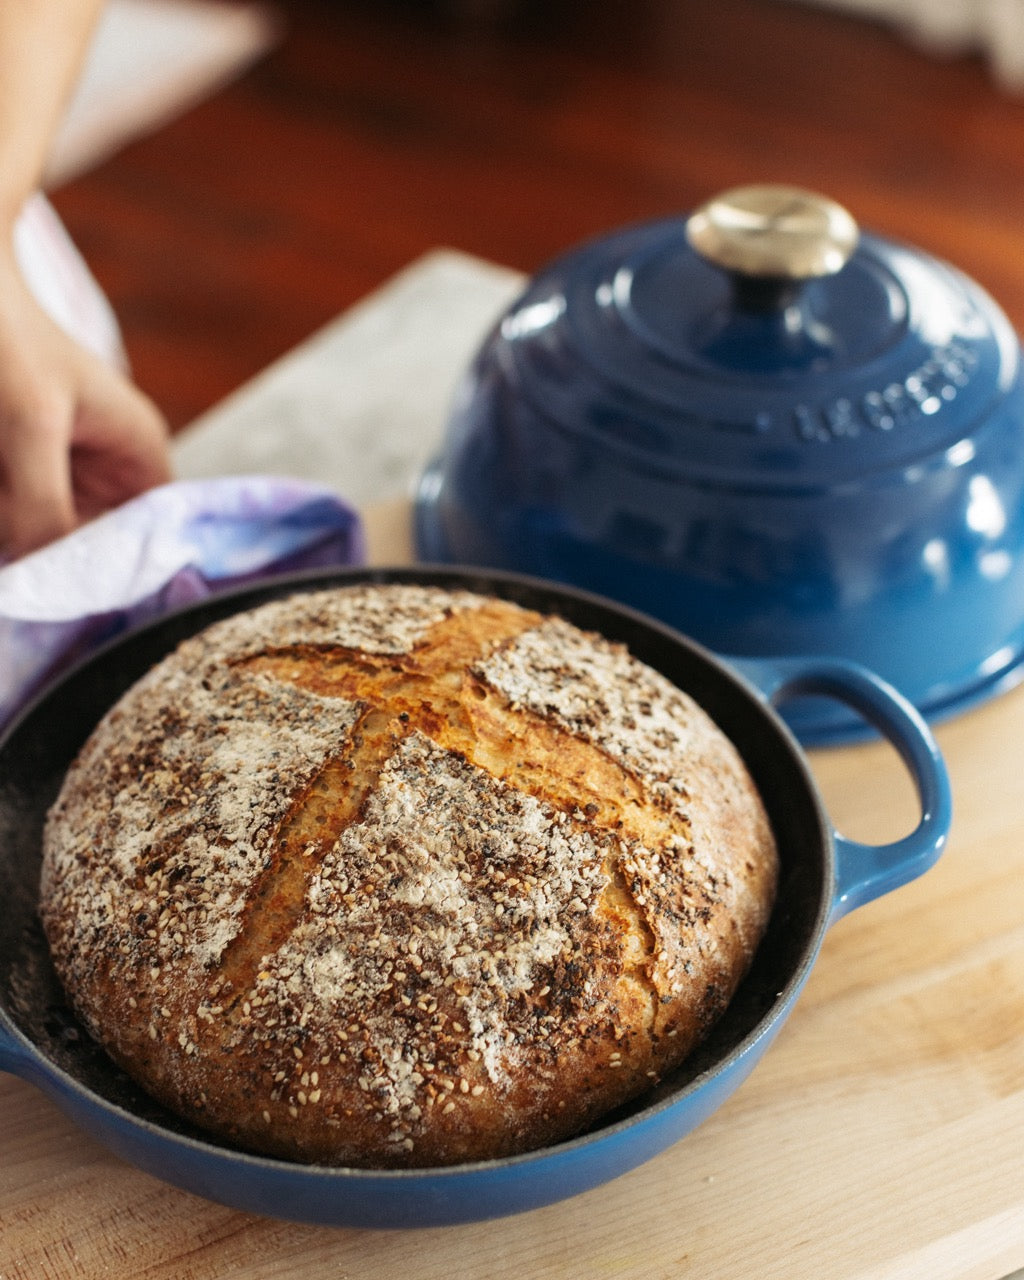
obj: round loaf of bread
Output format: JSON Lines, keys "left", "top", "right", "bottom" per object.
{"left": 40, "top": 583, "right": 777, "bottom": 1168}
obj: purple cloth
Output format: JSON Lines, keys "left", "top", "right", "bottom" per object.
{"left": 0, "top": 476, "right": 365, "bottom": 731}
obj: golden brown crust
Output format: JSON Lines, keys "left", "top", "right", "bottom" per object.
{"left": 39, "top": 584, "right": 777, "bottom": 1168}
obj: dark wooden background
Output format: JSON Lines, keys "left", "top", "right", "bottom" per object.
{"left": 49, "top": 0, "right": 1024, "bottom": 433}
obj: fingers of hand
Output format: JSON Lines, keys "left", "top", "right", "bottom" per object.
{"left": 0, "top": 381, "right": 76, "bottom": 558}
{"left": 0, "top": 337, "right": 171, "bottom": 558}
{"left": 70, "top": 363, "right": 172, "bottom": 521}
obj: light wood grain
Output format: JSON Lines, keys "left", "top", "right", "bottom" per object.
{"left": 13, "top": 0, "right": 1024, "bottom": 1267}
{"left": 3, "top": 497, "right": 1024, "bottom": 1279}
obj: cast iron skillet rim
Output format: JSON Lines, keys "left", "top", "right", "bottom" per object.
{"left": 0, "top": 562, "right": 835, "bottom": 1181}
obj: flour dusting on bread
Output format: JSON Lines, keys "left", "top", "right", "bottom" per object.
{"left": 40, "top": 583, "right": 777, "bottom": 1168}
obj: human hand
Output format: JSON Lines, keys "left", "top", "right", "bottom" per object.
{"left": 0, "top": 247, "right": 171, "bottom": 560}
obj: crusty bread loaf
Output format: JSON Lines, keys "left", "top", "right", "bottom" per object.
{"left": 39, "top": 583, "right": 777, "bottom": 1168}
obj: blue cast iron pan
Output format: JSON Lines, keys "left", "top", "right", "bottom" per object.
{"left": 0, "top": 566, "right": 951, "bottom": 1228}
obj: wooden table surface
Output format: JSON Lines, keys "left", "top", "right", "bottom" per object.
{"left": 3, "top": 497, "right": 1024, "bottom": 1280}
{"left": 7, "top": 1, "right": 1024, "bottom": 1272}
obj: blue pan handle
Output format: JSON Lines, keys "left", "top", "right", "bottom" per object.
{"left": 732, "top": 656, "right": 952, "bottom": 924}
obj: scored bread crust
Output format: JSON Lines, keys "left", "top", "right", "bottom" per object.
{"left": 39, "top": 584, "right": 778, "bottom": 1168}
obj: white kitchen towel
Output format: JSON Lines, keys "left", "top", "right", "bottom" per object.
{"left": 14, "top": 193, "right": 127, "bottom": 368}
{"left": 47, "top": 0, "right": 282, "bottom": 186}
{"left": 0, "top": 475, "right": 364, "bottom": 732}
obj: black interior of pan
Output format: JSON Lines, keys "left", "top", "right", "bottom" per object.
{"left": 0, "top": 566, "right": 828, "bottom": 1159}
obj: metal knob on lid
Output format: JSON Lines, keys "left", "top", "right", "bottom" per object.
{"left": 685, "top": 184, "right": 860, "bottom": 281}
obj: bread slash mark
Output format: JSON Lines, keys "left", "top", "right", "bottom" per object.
{"left": 211, "top": 596, "right": 686, "bottom": 1039}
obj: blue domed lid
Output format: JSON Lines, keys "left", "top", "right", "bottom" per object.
{"left": 497, "top": 185, "right": 1019, "bottom": 488}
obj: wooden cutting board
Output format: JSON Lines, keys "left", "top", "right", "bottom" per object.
{"left": 3, "top": 501, "right": 1024, "bottom": 1280}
